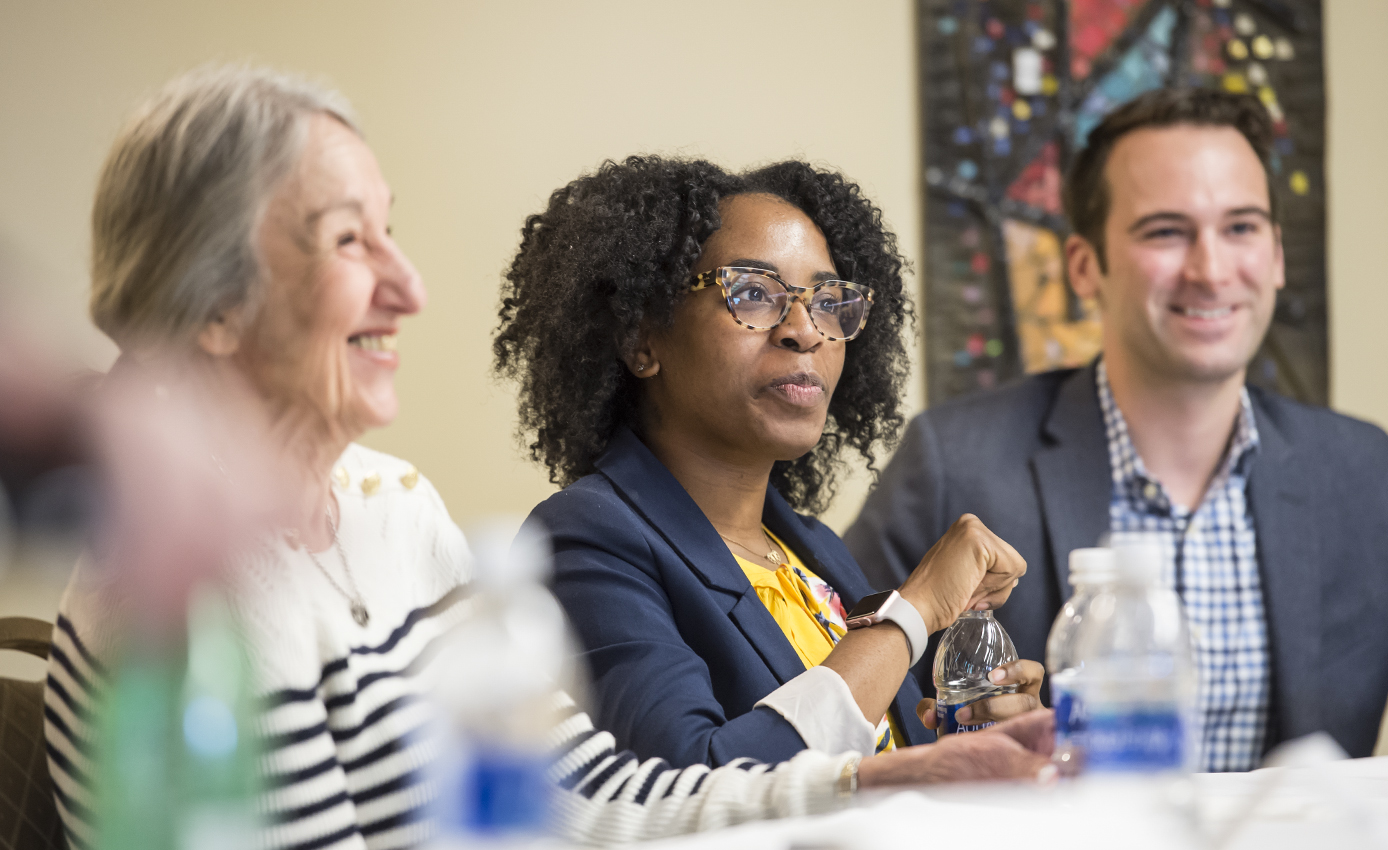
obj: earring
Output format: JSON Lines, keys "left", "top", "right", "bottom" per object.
{"left": 636, "top": 364, "right": 646, "bottom": 372}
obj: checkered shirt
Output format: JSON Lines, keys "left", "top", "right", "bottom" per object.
{"left": 1096, "top": 361, "right": 1271, "bottom": 772}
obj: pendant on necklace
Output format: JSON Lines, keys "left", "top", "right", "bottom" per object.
{"left": 766, "top": 551, "right": 785, "bottom": 567}
{"left": 351, "top": 601, "right": 371, "bottom": 627}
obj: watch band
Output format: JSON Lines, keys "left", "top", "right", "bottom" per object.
{"left": 846, "top": 589, "right": 929, "bottom": 668}
{"left": 836, "top": 755, "right": 861, "bottom": 797}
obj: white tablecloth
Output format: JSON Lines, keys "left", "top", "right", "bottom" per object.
{"left": 637, "top": 755, "right": 1388, "bottom": 850}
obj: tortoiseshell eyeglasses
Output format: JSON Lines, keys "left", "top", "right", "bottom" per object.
{"left": 688, "top": 266, "right": 875, "bottom": 342}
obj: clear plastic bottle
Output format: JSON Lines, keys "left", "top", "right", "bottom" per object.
{"left": 932, "top": 609, "right": 1019, "bottom": 734}
{"left": 432, "top": 520, "right": 582, "bottom": 845}
{"left": 1069, "top": 540, "right": 1195, "bottom": 774}
{"left": 91, "top": 585, "right": 262, "bottom": 850}
{"left": 1045, "top": 547, "right": 1118, "bottom": 774}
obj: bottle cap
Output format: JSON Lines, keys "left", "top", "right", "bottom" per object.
{"left": 1111, "top": 538, "right": 1162, "bottom": 586}
{"left": 1067, "top": 547, "right": 1117, "bottom": 585}
{"left": 467, "top": 517, "right": 551, "bottom": 588}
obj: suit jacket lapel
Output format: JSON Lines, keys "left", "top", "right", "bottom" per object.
{"left": 1030, "top": 364, "right": 1112, "bottom": 596}
{"left": 597, "top": 427, "right": 930, "bottom": 738}
{"left": 763, "top": 491, "right": 870, "bottom": 607}
{"left": 596, "top": 427, "right": 808, "bottom": 684}
{"left": 764, "top": 488, "right": 931, "bottom": 746}
{"left": 1245, "top": 397, "right": 1320, "bottom": 746}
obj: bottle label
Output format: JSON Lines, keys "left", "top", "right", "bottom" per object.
{"left": 1083, "top": 708, "right": 1185, "bottom": 771}
{"left": 936, "top": 699, "right": 995, "bottom": 735}
{"left": 450, "top": 747, "right": 553, "bottom": 834}
{"left": 1052, "top": 686, "right": 1087, "bottom": 744}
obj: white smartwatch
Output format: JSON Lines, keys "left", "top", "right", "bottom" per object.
{"left": 844, "top": 589, "right": 930, "bottom": 668}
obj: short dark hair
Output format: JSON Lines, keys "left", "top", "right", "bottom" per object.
{"left": 493, "top": 156, "right": 912, "bottom": 515}
{"left": 1062, "top": 87, "right": 1277, "bottom": 272}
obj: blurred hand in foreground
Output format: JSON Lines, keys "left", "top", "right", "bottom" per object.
{"left": 90, "top": 356, "right": 293, "bottom": 631}
{"left": 858, "top": 709, "right": 1056, "bottom": 787}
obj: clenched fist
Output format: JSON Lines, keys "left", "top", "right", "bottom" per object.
{"left": 897, "top": 514, "right": 1027, "bottom": 634}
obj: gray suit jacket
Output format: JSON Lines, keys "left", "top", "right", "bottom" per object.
{"left": 844, "top": 363, "right": 1388, "bottom": 758}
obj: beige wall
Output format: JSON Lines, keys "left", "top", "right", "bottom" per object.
{"left": 0, "top": 1, "right": 1384, "bottom": 630}
{"left": 0, "top": 0, "right": 920, "bottom": 550}
{"left": 1326, "top": 0, "right": 1388, "bottom": 425}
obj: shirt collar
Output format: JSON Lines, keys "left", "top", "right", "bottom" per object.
{"left": 1096, "top": 359, "right": 1260, "bottom": 513}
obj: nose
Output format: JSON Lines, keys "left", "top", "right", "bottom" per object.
{"left": 772, "top": 296, "right": 821, "bottom": 351}
{"left": 371, "top": 234, "right": 427, "bottom": 315}
{"left": 1182, "top": 227, "right": 1233, "bottom": 292}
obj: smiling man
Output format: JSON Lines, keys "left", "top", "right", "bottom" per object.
{"left": 845, "top": 88, "right": 1388, "bottom": 770}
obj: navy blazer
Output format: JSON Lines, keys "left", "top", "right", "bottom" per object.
{"left": 527, "top": 426, "right": 932, "bottom": 769}
{"left": 845, "top": 363, "right": 1388, "bottom": 758}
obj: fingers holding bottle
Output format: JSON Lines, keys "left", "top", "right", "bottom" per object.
{"left": 898, "top": 514, "right": 1027, "bottom": 632}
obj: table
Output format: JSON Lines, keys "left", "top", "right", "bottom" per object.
{"left": 639, "top": 749, "right": 1388, "bottom": 849}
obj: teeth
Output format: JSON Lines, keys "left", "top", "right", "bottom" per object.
{"left": 1181, "top": 307, "right": 1232, "bottom": 319}
{"left": 350, "top": 334, "right": 398, "bottom": 352}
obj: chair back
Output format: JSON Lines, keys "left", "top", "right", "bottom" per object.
{"left": 0, "top": 616, "right": 67, "bottom": 850}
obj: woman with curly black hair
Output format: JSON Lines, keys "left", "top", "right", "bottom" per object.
{"left": 496, "top": 156, "right": 1046, "bottom": 775}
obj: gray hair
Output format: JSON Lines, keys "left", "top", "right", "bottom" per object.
{"left": 90, "top": 64, "right": 359, "bottom": 349}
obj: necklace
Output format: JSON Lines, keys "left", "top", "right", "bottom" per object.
{"left": 718, "top": 527, "right": 788, "bottom": 568}
{"left": 300, "top": 500, "right": 371, "bottom": 626}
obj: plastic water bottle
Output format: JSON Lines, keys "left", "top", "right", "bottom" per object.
{"left": 433, "top": 521, "right": 580, "bottom": 844}
{"left": 1045, "top": 548, "right": 1118, "bottom": 775}
{"left": 1069, "top": 540, "right": 1195, "bottom": 773}
{"left": 91, "top": 585, "right": 262, "bottom": 850}
{"left": 933, "top": 609, "right": 1019, "bottom": 734}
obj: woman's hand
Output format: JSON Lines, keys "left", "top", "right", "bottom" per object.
{"left": 898, "top": 514, "right": 1027, "bottom": 633}
{"left": 916, "top": 659, "right": 1046, "bottom": 729}
{"left": 857, "top": 709, "right": 1056, "bottom": 787}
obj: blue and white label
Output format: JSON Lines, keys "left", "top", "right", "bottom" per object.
{"left": 1084, "top": 709, "right": 1185, "bottom": 771}
{"left": 444, "top": 747, "right": 553, "bottom": 834}
{"left": 1052, "top": 686, "right": 1087, "bottom": 746}
{"left": 936, "top": 700, "right": 995, "bottom": 735}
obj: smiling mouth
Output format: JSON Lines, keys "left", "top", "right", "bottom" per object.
{"left": 1173, "top": 306, "right": 1235, "bottom": 319}
{"left": 348, "top": 333, "right": 398, "bottom": 352}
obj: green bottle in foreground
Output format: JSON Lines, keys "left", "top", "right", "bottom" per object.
{"left": 91, "top": 586, "right": 263, "bottom": 850}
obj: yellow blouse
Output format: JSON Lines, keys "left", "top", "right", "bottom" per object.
{"left": 733, "top": 528, "right": 901, "bottom": 754}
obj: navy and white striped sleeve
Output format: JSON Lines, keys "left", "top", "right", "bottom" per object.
{"left": 545, "top": 691, "right": 855, "bottom": 846}
{"left": 43, "top": 615, "right": 103, "bottom": 850}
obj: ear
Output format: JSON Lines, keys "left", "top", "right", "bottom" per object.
{"left": 620, "top": 325, "right": 660, "bottom": 378}
{"left": 1065, "top": 233, "right": 1103, "bottom": 301}
{"left": 197, "top": 308, "right": 244, "bottom": 357}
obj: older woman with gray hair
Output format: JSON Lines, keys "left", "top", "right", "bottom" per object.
{"left": 44, "top": 65, "right": 1053, "bottom": 850}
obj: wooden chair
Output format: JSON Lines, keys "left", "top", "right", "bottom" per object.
{"left": 0, "top": 617, "right": 67, "bottom": 849}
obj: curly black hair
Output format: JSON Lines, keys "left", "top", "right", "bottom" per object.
{"left": 493, "top": 155, "right": 912, "bottom": 515}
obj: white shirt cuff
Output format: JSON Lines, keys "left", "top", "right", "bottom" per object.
{"left": 754, "top": 665, "right": 877, "bottom": 757}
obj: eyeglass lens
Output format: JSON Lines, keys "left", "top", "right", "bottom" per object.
{"left": 724, "top": 271, "right": 868, "bottom": 339}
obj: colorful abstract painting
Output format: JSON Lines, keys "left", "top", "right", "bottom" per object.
{"left": 920, "top": 0, "right": 1326, "bottom": 404}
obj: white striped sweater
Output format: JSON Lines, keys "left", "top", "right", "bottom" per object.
{"left": 44, "top": 444, "right": 853, "bottom": 848}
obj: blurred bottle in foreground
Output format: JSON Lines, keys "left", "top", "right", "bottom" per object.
{"left": 933, "top": 609, "right": 1019, "bottom": 734}
{"left": 1069, "top": 540, "right": 1195, "bottom": 774}
{"left": 432, "top": 521, "right": 582, "bottom": 847}
{"left": 91, "top": 585, "right": 262, "bottom": 850}
{"left": 1045, "top": 547, "right": 1118, "bottom": 775}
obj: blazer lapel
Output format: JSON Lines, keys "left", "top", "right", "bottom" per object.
{"left": 1245, "top": 399, "right": 1320, "bottom": 746}
{"left": 762, "top": 490, "right": 870, "bottom": 607}
{"left": 596, "top": 428, "right": 808, "bottom": 684}
{"left": 764, "top": 489, "right": 932, "bottom": 746}
{"left": 1030, "top": 364, "right": 1112, "bottom": 596}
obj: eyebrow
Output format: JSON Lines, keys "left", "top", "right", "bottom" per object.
{"left": 304, "top": 199, "right": 365, "bottom": 227}
{"left": 1128, "top": 206, "right": 1272, "bottom": 233}
{"left": 726, "top": 258, "right": 841, "bottom": 283}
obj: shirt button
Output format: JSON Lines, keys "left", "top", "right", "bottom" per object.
{"left": 1143, "top": 482, "right": 1160, "bottom": 501}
